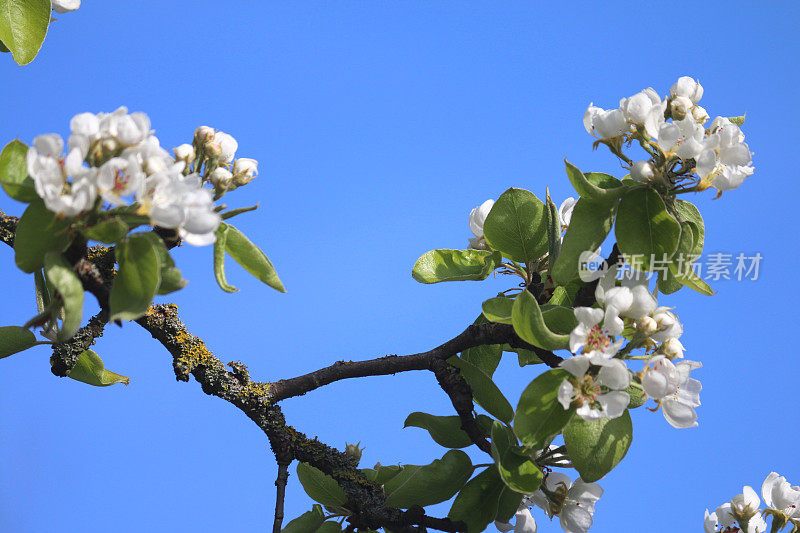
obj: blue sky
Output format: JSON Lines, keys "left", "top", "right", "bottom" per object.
{"left": 1, "top": 2, "right": 798, "bottom": 531}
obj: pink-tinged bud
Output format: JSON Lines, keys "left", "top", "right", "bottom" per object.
{"left": 637, "top": 316, "right": 658, "bottom": 336}
{"left": 345, "top": 442, "right": 363, "bottom": 465}
{"left": 194, "top": 126, "right": 215, "bottom": 143}
{"left": 173, "top": 143, "right": 195, "bottom": 163}
{"left": 210, "top": 167, "right": 233, "bottom": 192}
{"left": 204, "top": 141, "right": 222, "bottom": 159}
{"left": 232, "top": 157, "right": 258, "bottom": 186}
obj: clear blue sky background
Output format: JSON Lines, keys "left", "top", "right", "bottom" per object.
{"left": 1, "top": 2, "right": 798, "bottom": 532}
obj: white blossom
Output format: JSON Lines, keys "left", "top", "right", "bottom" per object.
{"left": 558, "top": 197, "right": 577, "bottom": 229}
{"left": 621, "top": 88, "right": 661, "bottom": 125}
{"left": 51, "top": 0, "right": 80, "bottom": 13}
{"left": 213, "top": 131, "right": 238, "bottom": 163}
{"left": 762, "top": 472, "right": 800, "bottom": 519}
{"left": 531, "top": 474, "right": 602, "bottom": 533}
{"left": 583, "top": 104, "right": 626, "bottom": 139}
{"left": 642, "top": 357, "right": 702, "bottom": 428}
{"left": 649, "top": 306, "right": 683, "bottom": 342}
{"left": 630, "top": 161, "right": 655, "bottom": 182}
{"left": 232, "top": 157, "right": 258, "bottom": 186}
{"left": 558, "top": 354, "right": 630, "bottom": 421}
{"left": 495, "top": 501, "right": 537, "bottom": 533}
{"left": 468, "top": 199, "right": 494, "bottom": 250}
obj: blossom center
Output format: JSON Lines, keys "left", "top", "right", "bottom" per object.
{"left": 584, "top": 324, "right": 611, "bottom": 352}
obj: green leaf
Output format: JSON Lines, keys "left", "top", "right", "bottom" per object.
{"left": 671, "top": 199, "right": 705, "bottom": 257}
{"left": 656, "top": 269, "right": 683, "bottom": 295}
{"left": 0, "top": 38, "right": 8, "bottom": 52}
{"left": 136, "top": 233, "right": 187, "bottom": 295}
{"left": 551, "top": 197, "right": 617, "bottom": 285}
{"left": 222, "top": 223, "right": 286, "bottom": 292}
{"left": 317, "top": 522, "right": 343, "bottom": 533}
{"left": 545, "top": 189, "right": 561, "bottom": 272}
{"left": 213, "top": 224, "right": 237, "bottom": 292}
{"left": 511, "top": 290, "right": 569, "bottom": 351}
{"left": 515, "top": 348, "right": 543, "bottom": 367}
{"left": 540, "top": 305, "right": 578, "bottom": 334}
{"left": 0, "top": 325, "right": 37, "bottom": 358}
{"left": 483, "top": 187, "right": 548, "bottom": 263}
{"left": 109, "top": 234, "right": 162, "bottom": 321}
{"left": 495, "top": 488, "right": 524, "bottom": 523}
{"left": 14, "top": 199, "right": 71, "bottom": 273}
{"left": 514, "top": 369, "right": 575, "bottom": 449}
{"left": 404, "top": 412, "right": 493, "bottom": 449}
{"left": 84, "top": 217, "right": 129, "bottom": 244}
{"left": 412, "top": 249, "right": 502, "bottom": 284}
{"left": 448, "top": 356, "right": 514, "bottom": 423}
{"left": 282, "top": 505, "right": 326, "bottom": 533}
{"left": 615, "top": 188, "right": 681, "bottom": 272}
{"left": 296, "top": 462, "right": 347, "bottom": 507}
{"left": 361, "top": 464, "right": 403, "bottom": 485}
{"left": 34, "top": 268, "right": 50, "bottom": 312}
{"left": 626, "top": 382, "right": 646, "bottom": 409}
{"left": 0, "top": 0, "right": 50, "bottom": 65}
{"left": 67, "top": 350, "right": 130, "bottom": 386}
{"left": 490, "top": 421, "right": 543, "bottom": 493}
{"left": 728, "top": 114, "right": 746, "bottom": 126}
{"left": 383, "top": 450, "right": 473, "bottom": 508}
{"left": 0, "top": 139, "right": 37, "bottom": 201}
{"left": 563, "top": 409, "right": 633, "bottom": 482}
{"left": 220, "top": 203, "right": 259, "bottom": 220}
{"left": 448, "top": 467, "right": 505, "bottom": 533}
{"left": 547, "top": 286, "right": 571, "bottom": 306}
{"left": 564, "top": 160, "right": 625, "bottom": 203}
{"left": 43, "top": 252, "right": 83, "bottom": 342}
{"left": 462, "top": 313, "right": 502, "bottom": 377}
{"left": 666, "top": 222, "right": 713, "bottom": 296}
{"left": 481, "top": 296, "right": 514, "bottom": 325}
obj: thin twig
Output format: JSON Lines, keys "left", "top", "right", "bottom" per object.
{"left": 272, "top": 461, "right": 290, "bottom": 533}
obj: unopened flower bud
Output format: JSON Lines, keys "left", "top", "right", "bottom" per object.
{"left": 669, "top": 96, "right": 693, "bottom": 121}
{"left": 204, "top": 141, "right": 222, "bottom": 159}
{"left": 213, "top": 132, "right": 238, "bottom": 164}
{"left": 691, "top": 105, "right": 709, "bottom": 124}
{"left": 194, "top": 125, "right": 215, "bottom": 143}
{"left": 232, "top": 157, "right": 258, "bottom": 186}
{"left": 52, "top": 0, "right": 80, "bottom": 13}
{"left": 630, "top": 161, "right": 655, "bottom": 183}
{"left": 345, "top": 442, "right": 363, "bottom": 465}
{"left": 173, "top": 143, "right": 195, "bottom": 164}
{"left": 210, "top": 167, "right": 233, "bottom": 192}
{"left": 660, "top": 338, "right": 685, "bottom": 359}
{"left": 637, "top": 316, "right": 658, "bottom": 336}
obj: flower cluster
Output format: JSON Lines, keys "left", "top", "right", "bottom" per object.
{"left": 558, "top": 268, "right": 702, "bottom": 428}
{"left": 705, "top": 472, "right": 800, "bottom": 533}
{"left": 25, "top": 108, "right": 258, "bottom": 246}
{"left": 496, "top": 473, "right": 603, "bottom": 533}
{"left": 584, "top": 76, "right": 754, "bottom": 193}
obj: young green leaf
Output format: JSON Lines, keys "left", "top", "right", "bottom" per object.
{"left": 461, "top": 313, "right": 502, "bottom": 377}
{"left": 83, "top": 217, "right": 129, "bottom": 244}
{"left": 490, "top": 421, "right": 543, "bottom": 493}
{"left": 360, "top": 464, "right": 403, "bottom": 485}
{"left": 281, "top": 504, "right": 326, "bottom": 533}
{"left": 666, "top": 222, "right": 713, "bottom": 296}
{"left": 563, "top": 409, "right": 633, "bottom": 482}
{"left": 0, "top": 0, "right": 50, "bottom": 65}
{"left": 511, "top": 290, "right": 569, "bottom": 351}
{"left": 495, "top": 488, "right": 524, "bottom": 523}
{"left": 0, "top": 139, "right": 37, "bottom": 202}
{"left": 213, "top": 224, "right": 237, "bottom": 292}
{"left": 317, "top": 522, "right": 343, "bottom": 533}
{"left": 0, "top": 325, "right": 38, "bottom": 358}
{"left": 136, "top": 233, "right": 187, "bottom": 295}
{"left": 564, "top": 160, "right": 625, "bottom": 203}
{"left": 14, "top": 199, "right": 71, "bottom": 273}
{"left": 481, "top": 296, "right": 514, "bottom": 325}
{"left": 383, "top": 449, "right": 472, "bottom": 508}
{"left": 540, "top": 305, "right": 578, "bottom": 334}
{"left": 222, "top": 223, "right": 286, "bottom": 293}
{"left": 109, "top": 234, "right": 162, "bottom": 322}
{"left": 404, "top": 412, "right": 493, "bottom": 449}
{"left": 551, "top": 197, "right": 617, "bottom": 285}
{"left": 412, "top": 249, "right": 502, "bottom": 284}
{"left": 728, "top": 114, "right": 746, "bottom": 126}
{"left": 220, "top": 203, "right": 259, "bottom": 220}
{"left": 295, "top": 462, "right": 347, "bottom": 507}
{"left": 34, "top": 269, "right": 50, "bottom": 312}
{"left": 448, "top": 356, "right": 514, "bottom": 423}
{"left": 615, "top": 188, "right": 681, "bottom": 272}
{"left": 514, "top": 369, "right": 575, "bottom": 449}
{"left": 448, "top": 467, "right": 505, "bottom": 533}
{"left": 671, "top": 199, "right": 705, "bottom": 257}
{"left": 482, "top": 187, "right": 549, "bottom": 263}
{"left": 67, "top": 350, "right": 130, "bottom": 386}
{"left": 43, "top": 252, "right": 83, "bottom": 342}
{"left": 546, "top": 188, "right": 561, "bottom": 272}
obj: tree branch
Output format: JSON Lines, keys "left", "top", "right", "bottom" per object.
{"left": 273, "top": 461, "right": 290, "bottom": 533}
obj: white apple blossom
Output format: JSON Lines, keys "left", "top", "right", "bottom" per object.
{"left": 210, "top": 167, "right": 233, "bottom": 192}
{"left": 695, "top": 117, "right": 754, "bottom": 191}
{"left": 495, "top": 501, "right": 537, "bottom": 533}
{"left": 558, "top": 197, "right": 576, "bottom": 229}
{"left": 620, "top": 88, "right": 661, "bottom": 126}
{"left": 762, "top": 472, "right": 800, "bottom": 519}
{"left": 213, "top": 131, "right": 238, "bottom": 163}
{"left": 531, "top": 473, "right": 602, "bottom": 533}
{"left": 670, "top": 76, "right": 704, "bottom": 103}
{"left": 583, "top": 105, "right": 626, "bottom": 139}
{"left": 51, "top": 0, "right": 80, "bottom": 13}
{"left": 568, "top": 307, "right": 623, "bottom": 355}
{"left": 173, "top": 144, "right": 195, "bottom": 163}
{"left": 630, "top": 160, "right": 655, "bottom": 182}
{"left": 468, "top": 199, "right": 494, "bottom": 250}
{"left": 660, "top": 337, "right": 685, "bottom": 358}
{"left": 593, "top": 269, "right": 657, "bottom": 335}
{"left": 232, "top": 157, "right": 258, "bottom": 186}
{"left": 649, "top": 306, "right": 683, "bottom": 342}
{"left": 558, "top": 354, "right": 630, "bottom": 421}
{"left": 641, "top": 356, "right": 701, "bottom": 428}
